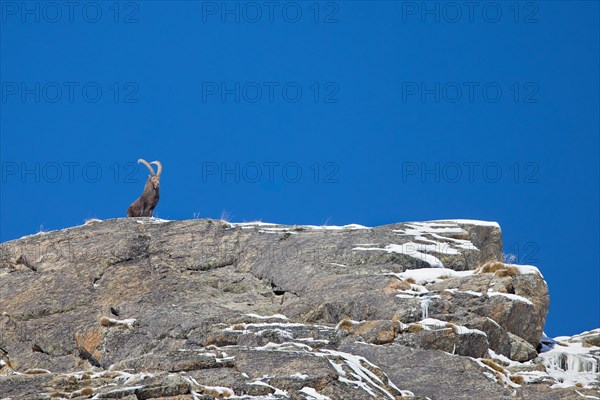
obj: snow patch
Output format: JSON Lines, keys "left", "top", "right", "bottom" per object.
{"left": 245, "top": 313, "right": 289, "bottom": 320}
{"left": 330, "top": 263, "right": 349, "bottom": 268}
{"left": 230, "top": 221, "right": 370, "bottom": 231}
{"left": 444, "top": 219, "right": 500, "bottom": 227}
{"left": 506, "top": 263, "right": 544, "bottom": 278}
{"left": 320, "top": 349, "right": 401, "bottom": 400}
{"left": 354, "top": 243, "right": 447, "bottom": 267}
{"left": 290, "top": 373, "right": 309, "bottom": 380}
{"left": 135, "top": 217, "right": 171, "bottom": 224}
{"left": 445, "top": 288, "right": 483, "bottom": 297}
{"left": 391, "top": 268, "right": 474, "bottom": 285}
{"left": 299, "top": 387, "right": 331, "bottom": 399}
{"left": 487, "top": 290, "right": 533, "bottom": 306}
{"left": 101, "top": 317, "right": 136, "bottom": 329}
{"left": 537, "top": 332, "right": 600, "bottom": 389}
{"left": 575, "top": 390, "right": 600, "bottom": 399}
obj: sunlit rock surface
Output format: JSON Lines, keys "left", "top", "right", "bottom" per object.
{"left": 0, "top": 218, "right": 597, "bottom": 399}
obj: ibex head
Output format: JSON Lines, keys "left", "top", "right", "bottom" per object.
{"left": 126, "top": 159, "right": 163, "bottom": 218}
{"left": 138, "top": 159, "right": 162, "bottom": 189}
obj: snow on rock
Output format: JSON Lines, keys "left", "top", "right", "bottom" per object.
{"left": 471, "top": 358, "right": 520, "bottom": 389}
{"left": 354, "top": 243, "right": 446, "bottom": 267}
{"left": 421, "top": 298, "right": 432, "bottom": 319}
{"left": 233, "top": 341, "right": 412, "bottom": 399}
{"left": 535, "top": 329, "right": 600, "bottom": 389}
{"left": 229, "top": 221, "right": 370, "bottom": 231}
{"left": 320, "top": 348, "right": 403, "bottom": 400}
{"left": 330, "top": 262, "right": 349, "bottom": 268}
{"left": 351, "top": 220, "right": 493, "bottom": 267}
{"left": 487, "top": 289, "right": 533, "bottom": 306}
{"left": 135, "top": 217, "right": 171, "bottom": 224}
{"left": 452, "top": 325, "right": 487, "bottom": 336}
{"left": 391, "top": 268, "right": 474, "bottom": 285}
{"left": 90, "top": 385, "right": 144, "bottom": 399}
{"left": 575, "top": 390, "right": 600, "bottom": 399}
{"left": 100, "top": 317, "right": 136, "bottom": 329}
{"left": 245, "top": 313, "right": 289, "bottom": 320}
{"left": 394, "top": 221, "right": 479, "bottom": 250}
{"left": 418, "top": 318, "right": 449, "bottom": 330}
{"left": 290, "top": 373, "right": 309, "bottom": 380}
{"left": 445, "top": 288, "right": 483, "bottom": 297}
{"left": 225, "top": 322, "right": 308, "bottom": 333}
{"left": 444, "top": 219, "right": 500, "bottom": 227}
{"left": 416, "top": 318, "right": 486, "bottom": 337}
{"left": 299, "top": 386, "right": 332, "bottom": 399}
{"left": 249, "top": 380, "right": 289, "bottom": 396}
{"left": 506, "top": 263, "right": 544, "bottom": 278}
{"left": 302, "top": 224, "right": 371, "bottom": 230}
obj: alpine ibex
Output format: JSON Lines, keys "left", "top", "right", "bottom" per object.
{"left": 127, "top": 159, "right": 162, "bottom": 217}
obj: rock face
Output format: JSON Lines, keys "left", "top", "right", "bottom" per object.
{"left": 0, "top": 218, "right": 597, "bottom": 400}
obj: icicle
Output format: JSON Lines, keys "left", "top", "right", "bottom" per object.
{"left": 421, "top": 298, "right": 431, "bottom": 319}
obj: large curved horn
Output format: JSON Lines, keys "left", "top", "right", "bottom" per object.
{"left": 138, "top": 159, "right": 156, "bottom": 176}
{"left": 150, "top": 161, "right": 162, "bottom": 178}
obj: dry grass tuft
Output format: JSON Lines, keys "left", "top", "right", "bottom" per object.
{"left": 509, "top": 375, "right": 525, "bottom": 385}
{"left": 205, "top": 334, "right": 238, "bottom": 347}
{"left": 336, "top": 317, "right": 356, "bottom": 331}
{"left": 494, "top": 373, "right": 504, "bottom": 385}
{"left": 481, "top": 358, "right": 507, "bottom": 375}
{"left": 405, "top": 277, "right": 416, "bottom": 284}
{"left": 68, "top": 387, "right": 94, "bottom": 397}
{"left": 202, "top": 387, "right": 233, "bottom": 398}
{"left": 407, "top": 323, "right": 424, "bottom": 333}
{"left": 477, "top": 261, "right": 522, "bottom": 278}
{"left": 384, "top": 279, "right": 411, "bottom": 293}
{"left": 477, "top": 261, "right": 506, "bottom": 274}
{"left": 2, "top": 359, "right": 16, "bottom": 370}
{"left": 23, "top": 369, "right": 50, "bottom": 375}
{"left": 495, "top": 266, "right": 520, "bottom": 278}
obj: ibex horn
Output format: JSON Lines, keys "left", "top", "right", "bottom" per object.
{"left": 150, "top": 161, "right": 162, "bottom": 178}
{"left": 138, "top": 159, "right": 156, "bottom": 176}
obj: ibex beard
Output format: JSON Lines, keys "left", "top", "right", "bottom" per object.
{"left": 127, "top": 159, "right": 162, "bottom": 218}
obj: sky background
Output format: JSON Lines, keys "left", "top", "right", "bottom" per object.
{"left": 0, "top": 1, "right": 598, "bottom": 336}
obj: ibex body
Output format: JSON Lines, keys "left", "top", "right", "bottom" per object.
{"left": 127, "top": 159, "right": 162, "bottom": 217}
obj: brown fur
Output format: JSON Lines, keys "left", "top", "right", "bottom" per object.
{"left": 127, "top": 159, "right": 162, "bottom": 217}
{"left": 127, "top": 176, "right": 160, "bottom": 217}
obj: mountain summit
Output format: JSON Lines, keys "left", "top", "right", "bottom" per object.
{"left": 0, "top": 218, "right": 598, "bottom": 399}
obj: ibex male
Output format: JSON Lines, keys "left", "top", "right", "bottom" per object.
{"left": 127, "top": 159, "right": 162, "bottom": 217}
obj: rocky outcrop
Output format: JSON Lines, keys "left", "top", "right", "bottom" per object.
{"left": 0, "top": 218, "right": 597, "bottom": 399}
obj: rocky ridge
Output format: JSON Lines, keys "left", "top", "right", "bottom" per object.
{"left": 0, "top": 218, "right": 598, "bottom": 400}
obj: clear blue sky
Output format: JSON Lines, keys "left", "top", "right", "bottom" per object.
{"left": 1, "top": 1, "right": 598, "bottom": 336}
